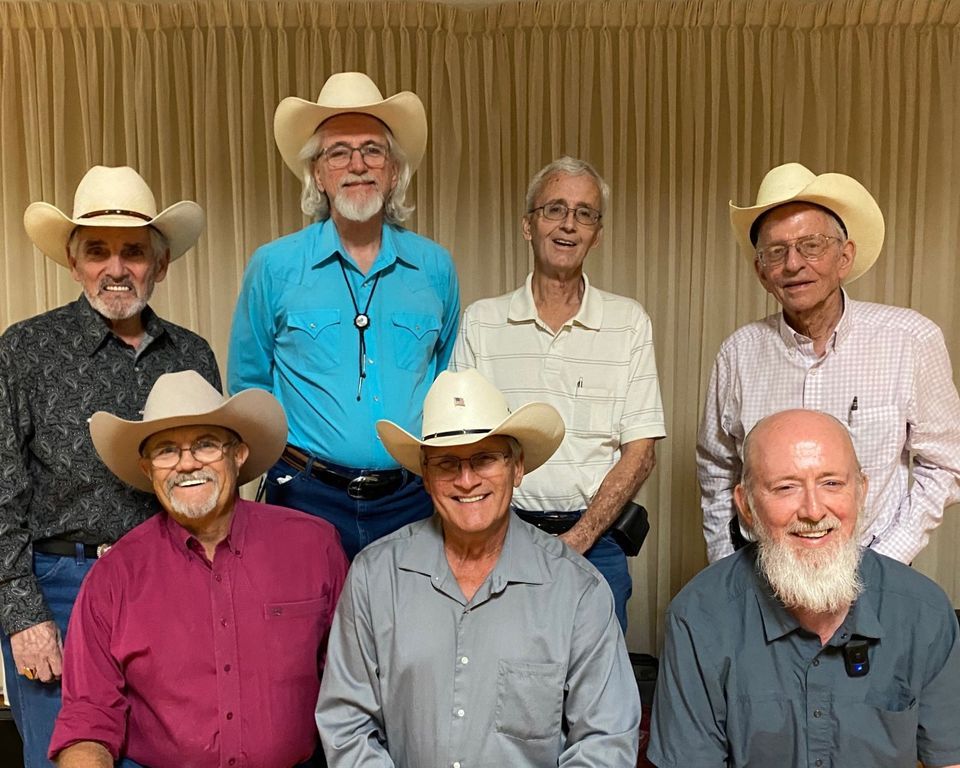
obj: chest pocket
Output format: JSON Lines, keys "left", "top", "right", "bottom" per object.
{"left": 286, "top": 310, "right": 341, "bottom": 373}
{"left": 573, "top": 386, "right": 615, "bottom": 436}
{"left": 391, "top": 312, "right": 441, "bottom": 373}
{"left": 494, "top": 660, "right": 565, "bottom": 740}
{"left": 849, "top": 405, "right": 903, "bottom": 470}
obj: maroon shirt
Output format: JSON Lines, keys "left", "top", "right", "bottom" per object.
{"left": 50, "top": 499, "right": 348, "bottom": 768}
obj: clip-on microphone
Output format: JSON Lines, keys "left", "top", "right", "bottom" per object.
{"left": 842, "top": 639, "right": 870, "bottom": 677}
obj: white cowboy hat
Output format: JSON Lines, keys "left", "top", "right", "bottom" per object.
{"left": 377, "top": 369, "right": 564, "bottom": 477}
{"left": 729, "top": 162, "right": 885, "bottom": 282}
{"left": 273, "top": 71, "right": 427, "bottom": 177}
{"left": 89, "top": 371, "right": 288, "bottom": 493}
{"left": 23, "top": 166, "right": 204, "bottom": 268}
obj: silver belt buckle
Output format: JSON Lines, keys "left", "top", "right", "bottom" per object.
{"left": 347, "top": 475, "right": 377, "bottom": 499}
{"left": 96, "top": 543, "right": 112, "bottom": 558}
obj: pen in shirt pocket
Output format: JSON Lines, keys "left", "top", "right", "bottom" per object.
{"left": 848, "top": 396, "right": 858, "bottom": 425}
{"left": 576, "top": 377, "right": 583, "bottom": 397}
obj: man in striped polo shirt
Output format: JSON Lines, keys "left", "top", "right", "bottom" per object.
{"left": 451, "top": 157, "right": 666, "bottom": 630}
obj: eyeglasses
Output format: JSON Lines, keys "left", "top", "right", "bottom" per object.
{"left": 529, "top": 202, "right": 602, "bottom": 227}
{"left": 318, "top": 142, "right": 389, "bottom": 170}
{"left": 756, "top": 233, "right": 843, "bottom": 268}
{"left": 423, "top": 451, "right": 511, "bottom": 480}
{"left": 145, "top": 439, "right": 237, "bottom": 469}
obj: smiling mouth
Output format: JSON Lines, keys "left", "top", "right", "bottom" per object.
{"left": 791, "top": 528, "right": 834, "bottom": 540}
{"left": 175, "top": 478, "right": 209, "bottom": 488}
{"left": 103, "top": 285, "right": 133, "bottom": 292}
{"left": 552, "top": 237, "right": 577, "bottom": 248}
{"left": 455, "top": 494, "right": 488, "bottom": 503}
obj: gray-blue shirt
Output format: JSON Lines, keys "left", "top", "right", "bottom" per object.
{"left": 648, "top": 547, "right": 960, "bottom": 768}
{"left": 316, "top": 515, "right": 640, "bottom": 767}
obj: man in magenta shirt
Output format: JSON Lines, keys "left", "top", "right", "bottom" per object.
{"left": 48, "top": 371, "right": 348, "bottom": 768}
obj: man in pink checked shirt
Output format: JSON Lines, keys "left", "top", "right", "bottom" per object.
{"left": 698, "top": 163, "right": 960, "bottom": 565}
{"left": 49, "top": 371, "right": 347, "bottom": 768}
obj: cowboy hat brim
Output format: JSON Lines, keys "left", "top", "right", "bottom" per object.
{"left": 377, "top": 402, "right": 565, "bottom": 477}
{"left": 24, "top": 200, "right": 205, "bottom": 268}
{"left": 729, "top": 171, "right": 885, "bottom": 283}
{"left": 90, "top": 388, "right": 287, "bottom": 493}
{"left": 274, "top": 91, "right": 427, "bottom": 177}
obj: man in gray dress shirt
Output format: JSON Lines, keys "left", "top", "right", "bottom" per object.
{"left": 316, "top": 368, "right": 641, "bottom": 767}
{"left": 650, "top": 409, "right": 960, "bottom": 768}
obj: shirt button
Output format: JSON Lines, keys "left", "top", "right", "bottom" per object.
{"left": 841, "top": 632, "right": 848, "bottom": 639}
{"left": 813, "top": 709, "right": 822, "bottom": 718}
{"left": 220, "top": 618, "right": 227, "bottom": 627}
{"left": 229, "top": 760, "right": 236, "bottom": 766}
{"left": 224, "top": 664, "right": 231, "bottom": 672}
{"left": 309, "top": 323, "right": 317, "bottom": 329}
{"left": 815, "top": 760, "right": 823, "bottom": 767}
{"left": 460, "top": 656, "right": 469, "bottom": 665}
{"left": 456, "top": 708, "right": 465, "bottom": 718}
{"left": 226, "top": 711, "right": 234, "bottom": 720}
{"left": 453, "top": 763, "right": 461, "bottom": 768}
{"left": 215, "top": 574, "right": 223, "bottom": 582}
{"left": 812, "top": 658, "right": 820, "bottom": 667}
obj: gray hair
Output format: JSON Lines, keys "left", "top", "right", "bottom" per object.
{"left": 297, "top": 125, "right": 414, "bottom": 224}
{"left": 524, "top": 156, "right": 610, "bottom": 215}
{"left": 67, "top": 225, "right": 169, "bottom": 265}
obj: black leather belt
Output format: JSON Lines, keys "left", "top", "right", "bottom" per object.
{"left": 34, "top": 538, "right": 112, "bottom": 559}
{"left": 281, "top": 446, "right": 411, "bottom": 501}
{"left": 513, "top": 509, "right": 580, "bottom": 535}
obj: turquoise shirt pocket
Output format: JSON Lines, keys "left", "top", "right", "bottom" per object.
{"left": 286, "top": 309, "right": 342, "bottom": 373}
{"left": 391, "top": 312, "right": 441, "bottom": 373}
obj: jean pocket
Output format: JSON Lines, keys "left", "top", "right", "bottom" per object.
{"left": 33, "top": 552, "right": 69, "bottom": 583}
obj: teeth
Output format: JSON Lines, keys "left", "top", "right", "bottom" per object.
{"left": 104, "top": 285, "right": 130, "bottom": 292}
{"left": 795, "top": 530, "right": 830, "bottom": 538}
{"left": 457, "top": 495, "right": 484, "bottom": 503}
{"left": 176, "top": 478, "right": 207, "bottom": 487}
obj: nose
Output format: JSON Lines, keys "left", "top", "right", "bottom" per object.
{"left": 452, "top": 459, "right": 481, "bottom": 488}
{"left": 560, "top": 209, "right": 578, "bottom": 231}
{"left": 346, "top": 147, "right": 367, "bottom": 173}
{"left": 797, "top": 486, "right": 828, "bottom": 523}
{"left": 781, "top": 243, "right": 807, "bottom": 272}
{"left": 173, "top": 446, "right": 203, "bottom": 472}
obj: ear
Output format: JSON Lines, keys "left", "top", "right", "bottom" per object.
{"left": 512, "top": 455, "right": 526, "bottom": 488}
{"left": 837, "top": 239, "right": 856, "bottom": 280}
{"left": 232, "top": 442, "right": 250, "bottom": 470}
{"left": 733, "top": 483, "right": 753, "bottom": 530}
{"left": 153, "top": 250, "right": 171, "bottom": 283}
{"left": 67, "top": 252, "right": 82, "bottom": 283}
{"left": 521, "top": 214, "right": 533, "bottom": 242}
{"left": 590, "top": 224, "right": 604, "bottom": 251}
{"left": 138, "top": 457, "right": 154, "bottom": 481}
{"left": 753, "top": 257, "right": 776, "bottom": 297}
{"left": 312, "top": 160, "right": 325, "bottom": 194}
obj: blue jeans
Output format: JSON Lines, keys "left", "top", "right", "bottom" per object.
{"left": 0, "top": 549, "right": 96, "bottom": 768}
{"left": 265, "top": 456, "right": 434, "bottom": 560}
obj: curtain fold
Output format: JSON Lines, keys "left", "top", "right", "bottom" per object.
{"left": 1, "top": 0, "right": 958, "bottom": 652}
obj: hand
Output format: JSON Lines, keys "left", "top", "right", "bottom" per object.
{"left": 10, "top": 620, "right": 62, "bottom": 683}
{"left": 558, "top": 528, "right": 592, "bottom": 555}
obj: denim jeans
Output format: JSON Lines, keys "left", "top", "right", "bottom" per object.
{"left": 264, "top": 456, "right": 434, "bottom": 560}
{"left": 0, "top": 549, "right": 96, "bottom": 768}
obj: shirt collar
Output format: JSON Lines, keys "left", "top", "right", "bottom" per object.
{"left": 73, "top": 294, "right": 164, "bottom": 357}
{"left": 397, "top": 513, "right": 551, "bottom": 592}
{"left": 777, "top": 288, "right": 852, "bottom": 352}
{"left": 508, "top": 272, "right": 602, "bottom": 330}
{"left": 311, "top": 218, "right": 417, "bottom": 275}
{"left": 160, "top": 496, "right": 247, "bottom": 561}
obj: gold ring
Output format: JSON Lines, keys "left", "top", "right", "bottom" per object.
{"left": 21, "top": 666, "right": 37, "bottom": 681}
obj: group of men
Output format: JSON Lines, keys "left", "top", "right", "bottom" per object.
{"left": 0, "top": 69, "right": 957, "bottom": 767}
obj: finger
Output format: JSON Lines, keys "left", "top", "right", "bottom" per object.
{"left": 48, "top": 646, "right": 63, "bottom": 679}
{"left": 36, "top": 657, "right": 56, "bottom": 684}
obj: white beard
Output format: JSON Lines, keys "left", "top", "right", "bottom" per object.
{"left": 86, "top": 279, "right": 152, "bottom": 321}
{"left": 165, "top": 470, "right": 220, "bottom": 519}
{"left": 753, "top": 513, "right": 864, "bottom": 614}
{"left": 332, "top": 176, "right": 385, "bottom": 222}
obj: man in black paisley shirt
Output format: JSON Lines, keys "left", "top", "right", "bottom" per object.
{"left": 0, "top": 166, "right": 221, "bottom": 767}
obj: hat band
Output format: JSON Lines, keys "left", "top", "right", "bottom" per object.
{"left": 422, "top": 428, "right": 491, "bottom": 441}
{"left": 78, "top": 209, "right": 153, "bottom": 222}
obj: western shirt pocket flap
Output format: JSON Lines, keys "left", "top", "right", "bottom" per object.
{"left": 264, "top": 596, "right": 331, "bottom": 620}
{"left": 391, "top": 312, "right": 441, "bottom": 340}
{"left": 287, "top": 309, "right": 340, "bottom": 339}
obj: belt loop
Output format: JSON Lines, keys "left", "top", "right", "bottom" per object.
{"left": 305, "top": 455, "right": 316, "bottom": 475}
{"left": 74, "top": 541, "right": 86, "bottom": 565}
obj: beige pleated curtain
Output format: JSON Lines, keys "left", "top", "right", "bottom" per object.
{"left": 1, "top": 0, "right": 958, "bottom": 653}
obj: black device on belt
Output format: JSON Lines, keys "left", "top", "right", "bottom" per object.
{"left": 514, "top": 501, "right": 649, "bottom": 556}
{"left": 281, "top": 445, "right": 412, "bottom": 501}
{"left": 34, "top": 538, "right": 111, "bottom": 559}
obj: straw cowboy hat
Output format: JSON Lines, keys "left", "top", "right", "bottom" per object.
{"left": 23, "top": 166, "right": 204, "bottom": 268}
{"left": 377, "top": 369, "right": 564, "bottom": 477}
{"left": 729, "top": 162, "right": 885, "bottom": 282}
{"left": 273, "top": 71, "right": 428, "bottom": 176}
{"left": 90, "top": 371, "right": 288, "bottom": 493}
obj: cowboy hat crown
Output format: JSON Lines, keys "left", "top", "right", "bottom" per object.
{"left": 90, "top": 371, "right": 287, "bottom": 493}
{"left": 273, "top": 71, "right": 427, "bottom": 177}
{"left": 377, "top": 369, "right": 565, "bottom": 477}
{"left": 729, "top": 162, "right": 885, "bottom": 283}
{"left": 23, "top": 165, "right": 204, "bottom": 267}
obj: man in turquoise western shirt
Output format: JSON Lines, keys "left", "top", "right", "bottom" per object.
{"left": 228, "top": 72, "right": 459, "bottom": 558}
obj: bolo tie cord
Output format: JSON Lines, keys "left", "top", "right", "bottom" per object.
{"left": 337, "top": 255, "right": 381, "bottom": 400}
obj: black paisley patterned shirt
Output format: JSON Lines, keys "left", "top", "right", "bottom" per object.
{"left": 0, "top": 295, "right": 221, "bottom": 634}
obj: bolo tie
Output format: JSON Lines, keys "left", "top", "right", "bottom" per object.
{"left": 337, "top": 255, "right": 381, "bottom": 400}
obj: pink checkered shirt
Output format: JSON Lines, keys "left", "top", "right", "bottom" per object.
{"left": 698, "top": 293, "right": 960, "bottom": 563}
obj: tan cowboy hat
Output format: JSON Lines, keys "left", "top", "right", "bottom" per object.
{"left": 89, "top": 371, "right": 288, "bottom": 493}
{"left": 273, "top": 71, "right": 427, "bottom": 177}
{"left": 377, "top": 369, "right": 564, "bottom": 477}
{"left": 729, "top": 162, "right": 885, "bottom": 282}
{"left": 23, "top": 165, "right": 204, "bottom": 268}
